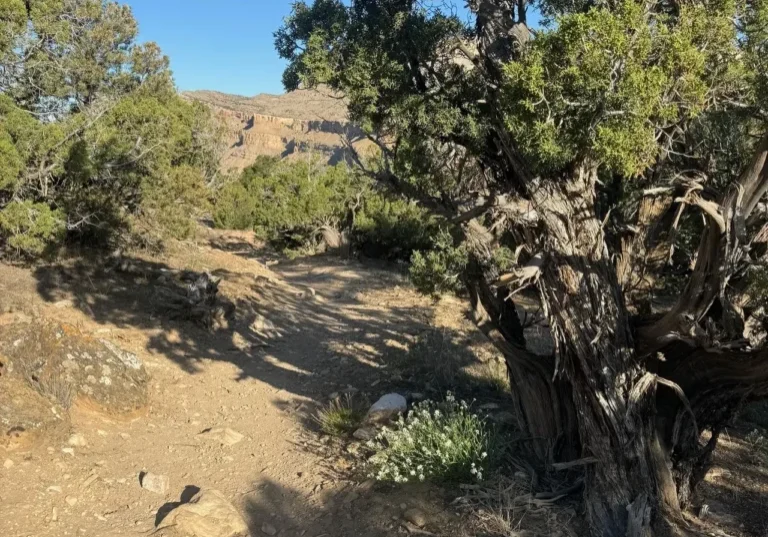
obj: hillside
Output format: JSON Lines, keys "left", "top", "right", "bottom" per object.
{"left": 185, "top": 88, "right": 373, "bottom": 173}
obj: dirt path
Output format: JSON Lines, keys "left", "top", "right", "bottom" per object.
{"left": 0, "top": 231, "right": 471, "bottom": 537}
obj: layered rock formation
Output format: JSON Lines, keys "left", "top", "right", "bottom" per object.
{"left": 185, "top": 88, "right": 372, "bottom": 173}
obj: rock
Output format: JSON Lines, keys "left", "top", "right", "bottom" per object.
{"left": 0, "top": 376, "right": 68, "bottom": 451}
{"left": 403, "top": 508, "right": 428, "bottom": 528}
{"left": 260, "top": 523, "right": 277, "bottom": 535}
{"left": 0, "top": 321, "right": 149, "bottom": 420}
{"left": 364, "top": 393, "right": 407, "bottom": 425}
{"left": 3, "top": 459, "right": 14, "bottom": 469}
{"left": 156, "top": 489, "right": 249, "bottom": 537}
{"left": 352, "top": 427, "right": 377, "bottom": 441}
{"left": 199, "top": 428, "right": 244, "bottom": 447}
{"left": 67, "top": 433, "right": 87, "bottom": 447}
{"left": 65, "top": 496, "right": 78, "bottom": 507}
{"left": 140, "top": 472, "right": 169, "bottom": 495}
{"left": 47, "top": 485, "right": 62, "bottom": 494}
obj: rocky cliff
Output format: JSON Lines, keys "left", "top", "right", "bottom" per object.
{"left": 184, "top": 88, "right": 372, "bottom": 173}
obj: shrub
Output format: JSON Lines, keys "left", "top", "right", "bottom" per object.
{"left": 352, "top": 194, "right": 438, "bottom": 260}
{"left": 134, "top": 165, "right": 210, "bottom": 244}
{"left": 315, "top": 395, "right": 366, "bottom": 437}
{"left": 366, "top": 394, "right": 491, "bottom": 483}
{"left": 409, "top": 230, "right": 468, "bottom": 296}
{"left": 213, "top": 182, "right": 259, "bottom": 230}
{"left": 0, "top": 201, "right": 65, "bottom": 257}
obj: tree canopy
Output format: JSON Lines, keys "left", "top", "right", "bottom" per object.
{"left": 278, "top": 0, "right": 768, "bottom": 535}
{"left": 0, "top": 0, "right": 222, "bottom": 255}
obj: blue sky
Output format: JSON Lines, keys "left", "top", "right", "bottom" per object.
{"left": 125, "top": 1, "right": 297, "bottom": 96}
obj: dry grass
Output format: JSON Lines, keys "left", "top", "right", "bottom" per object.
{"left": 15, "top": 359, "right": 75, "bottom": 409}
{"left": 458, "top": 473, "right": 582, "bottom": 537}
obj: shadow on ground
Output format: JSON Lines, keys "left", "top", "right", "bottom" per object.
{"left": 31, "top": 250, "right": 508, "bottom": 425}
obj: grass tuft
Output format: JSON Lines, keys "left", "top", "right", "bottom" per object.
{"left": 315, "top": 395, "right": 366, "bottom": 437}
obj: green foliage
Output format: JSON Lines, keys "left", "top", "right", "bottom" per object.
{"left": 500, "top": 0, "right": 743, "bottom": 176}
{"left": 0, "top": 130, "right": 22, "bottom": 190}
{"left": 366, "top": 394, "right": 492, "bottom": 483}
{"left": 214, "top": 157, "right": 441, "bottom": 260}
{"left": 353, "top": 195, "right": 437, "bottom": 260}
{"left": 410, "top": 230, "right": 468, "bottom": 296}
{"left": 315, "top": 395, "right": 366, "bottom": 437}
{"left": 0, "top": 201, "right": 64, "bottom": 257}
{"left": 133, "top": 165, "right": 209, "bottom": 247}
{"left": 0, "top": 1, "right": 222, "bottom": 256}
{"left": 213, "top": 182, "right": 259, "bottom": 231}
{"left": 214, "top": 158, "right": 359, "bottom": 244}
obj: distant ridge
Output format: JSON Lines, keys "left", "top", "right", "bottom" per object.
{"left": 185, "top": 87, "right": 370, "bottom": 173}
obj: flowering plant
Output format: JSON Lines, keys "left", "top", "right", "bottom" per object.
{"left": 366, "top": 393, "right": 491, "bottom": 483}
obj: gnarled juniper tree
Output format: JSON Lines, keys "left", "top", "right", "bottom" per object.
{"left": 277, "top": 0, "right": 768, "bottom": 534}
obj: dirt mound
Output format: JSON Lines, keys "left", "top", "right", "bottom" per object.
{"left": 0, "top": 321, "right": 149, "bottom": 450}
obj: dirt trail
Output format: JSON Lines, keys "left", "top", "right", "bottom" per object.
{"left": 0, "top": 230, "right": 469, "bottom": 537}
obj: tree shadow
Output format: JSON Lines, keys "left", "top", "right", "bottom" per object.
{"left": 31, "top": 252, "right": 507, "bottom": 425}
{"left": 239, "top": 477, "right": 459, "bottom": 537}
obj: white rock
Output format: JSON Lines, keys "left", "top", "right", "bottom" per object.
{"left": 199, "top": 428, "right": 244, "bottom": 447}
{"left": 3, "top": 459, "right": 14, "bottom": 469}
{"left": 140, "top": 472, "right": 169, "bottom": 495}
{"left": 156, "top": 489, "right": 249, "bottom": 537}
{"left": 68, "top": 433, "right": 88, "bottom": 447}
{"left": 65, "top": 496, "right": 78, "bottom": 507}
{"left": 365, "top": 393, "right": 407, "bottom": 425}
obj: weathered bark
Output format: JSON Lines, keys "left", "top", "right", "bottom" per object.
{"left": 464, "top": 257, "right": 579, "bottom": 462}
{"left": 645, "top": 134, "right": 768, "bottom": 343}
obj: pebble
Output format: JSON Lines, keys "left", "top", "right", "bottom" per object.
{"left": 403, "top": 508, "right": 428, "bottom": 528}
{"left": 65, "top": 496, "right": 78, "bottom": 507}
{"left": 61, "top": 448, "right": 75, "bottom": 456}
{"left": 67, "top": 434, "right": 88, "bottom": 447}
{"left": 139, "top": 472, "right": 169, "bottom": 494}
{"left": 261, "top": 522, "right": 278, "bottom": 535}
{"left": 47, "top": 486, "right": 62, "bottom": 494}
{"left": 3, "top": 459, "right": 14, "bottom": 469}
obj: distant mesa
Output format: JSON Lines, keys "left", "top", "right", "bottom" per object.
{"left": 184, "top": 87, "right": 372, "bottom": 173}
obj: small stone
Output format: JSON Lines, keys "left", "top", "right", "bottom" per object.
{"left": 343, "top": 491, "right": 360, "bottom": 504}
{"left": 199, "top": 428, "right": 244, "bottom": 447}
{"left": 139, "top": 472, "right": 169, "bottom": 494}
{"left": 47, "top": 486, "right": 62, "bottom": 494}
{"left": 61, "top": 447, "right": 75, "bottom": 456}
{"left": 352, "top": 427, "right": 377, "bottom": 441}
{"left": 51, "top": 507, "right": 58, "bottom": 522}
{"left": 364, "top": 393, "right": 407, "bottom": 425}
{"left": 403, "top": 508, "right": 428, "bottom": 528}
{"left": 3, "top": 459, "right": 14, "bottom": 469}
{"left": 261, "top": 522, "right": 277, "bottom": 535}
{"left": 65, "top": 496, "right": 78, "bottom": 507}
{"left": 68, "top": 434, "right": 88, "bottom": 447}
